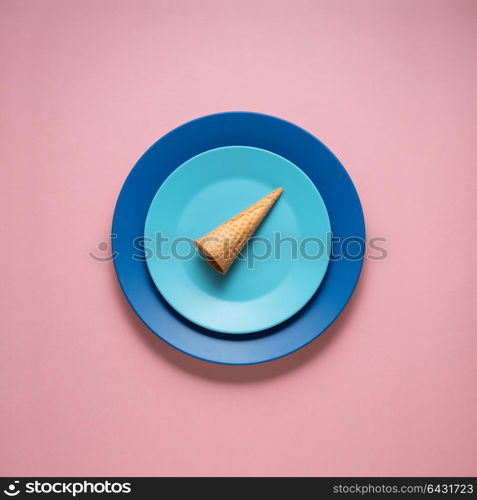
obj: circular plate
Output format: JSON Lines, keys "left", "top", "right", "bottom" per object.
{"left": 144, "top": 146, "right": 331, "bottom": 334}
{"left": 112, "top": 112, "right": 365, "bottom": 365}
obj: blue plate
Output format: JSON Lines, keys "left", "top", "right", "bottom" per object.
{"left": 112, "top": 112, "right": 365, "bottom": 365}
{"left": 144, "top": 146, "right": 331, "bottom": 334}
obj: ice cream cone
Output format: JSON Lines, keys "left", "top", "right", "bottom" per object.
{"left": 195, "top": 187, "right": 283, "bottom": 274}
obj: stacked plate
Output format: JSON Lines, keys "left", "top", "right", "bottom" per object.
{"left": 112, "top": 112, "right": 365, "bottom": 364}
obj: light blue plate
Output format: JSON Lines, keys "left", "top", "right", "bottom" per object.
{"left": 144, "top": 146, "right": 331, "bottom": 334}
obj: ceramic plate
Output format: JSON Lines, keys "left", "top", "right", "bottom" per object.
{"left": 144, "top": 146, "right": 331, "bottom": 334}
{"left": 112, "top": 112, "right": 365, "bottom": 364}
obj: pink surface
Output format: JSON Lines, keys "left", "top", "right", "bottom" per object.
{"left": 1, "top": 0, "right": 476, "bottom": 477}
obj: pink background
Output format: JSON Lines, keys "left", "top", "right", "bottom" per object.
{"left": 1, "top": 0, "right": 476, "bottom": 477}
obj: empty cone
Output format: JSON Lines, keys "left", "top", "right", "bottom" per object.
{"left": 195, "top": 187, "right": 283, "bottom": 274}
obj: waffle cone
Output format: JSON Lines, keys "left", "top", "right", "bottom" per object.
{"left": 195, "top": 187, "right": 283, "bottom": 274}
